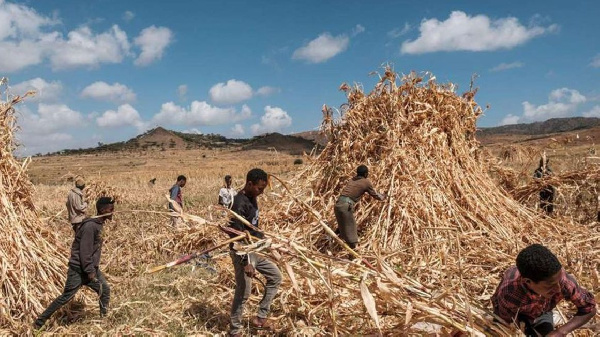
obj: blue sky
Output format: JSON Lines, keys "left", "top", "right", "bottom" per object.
{"left": 2, "top": 0, "right": 599, "bottom": 155}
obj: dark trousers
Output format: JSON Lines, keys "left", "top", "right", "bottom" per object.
{"left": 540, "top": 187, "right": 554, "bottom": 215}
{"left": 334, "top": 196, "right": 357, "bottom": 248}
{"left": 520, "top": 312, "right": 554, "bottom": 336}
{"left": 35, "top": 265, "right": 110, "bottom": 326}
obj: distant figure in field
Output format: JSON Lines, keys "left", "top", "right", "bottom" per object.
{"left": 168, "top": 175, "right": 186, "bottom": 227}
{"left": 218, "top": 175, "right": 237, "bottom": 209}
{"left": 66, "top": 177, "right": 87, "bottom": 233}
{"left": 34, "top": 197, "right": 115, "bottom": 330}
{"left": 228, "top": 168, "right": 281, "bottom": 336}
{"left": 492, "top": 244, "right": 596, "bottom": 336}
{"left": 534, "top": 158, "right": 555, "bottom": 216}
{"left": 334, "top": 165, "right": 386, "bottom": 249}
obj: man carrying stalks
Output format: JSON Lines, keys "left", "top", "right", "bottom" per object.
{"left": 227, "top": 168, "right": 282, "bottom": 336}
{"left": 66, "top": 177, "right": 87, "bottom": 233}
{"left": 34, "top": 197, "right": 115, "bottom": 330}
{"left": 334, "top": 165, "right": 386, "bottom": 249}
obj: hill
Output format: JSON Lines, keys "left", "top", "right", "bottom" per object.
{"left": 242, "top": 132, "right": 319, "bottom": 155}
{"left": 45, "top": 127, "right": 316, "bottom": 156}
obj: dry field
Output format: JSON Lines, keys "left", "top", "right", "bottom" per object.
{"left": 4, "top": 70, "right": 600, "bottom": 336}
{"left": 26, "top": 149, "right": 302, "bottom": 335}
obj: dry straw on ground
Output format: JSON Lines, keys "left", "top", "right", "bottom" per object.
{"left": 237, "top": 68, "right": 598, "bottom": 335}
{"left": 0, "top": 93, "right": 67, "bottom": 334}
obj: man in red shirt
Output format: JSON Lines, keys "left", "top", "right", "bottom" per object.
{"left": 492, "top": 244, "right": 596, "bottom": 336}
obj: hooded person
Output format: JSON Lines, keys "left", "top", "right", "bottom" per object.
{"left": 66, "top": 177, "right": 88, "bottom": 232}
{"left": 34, "top": 197, "right": 115, "bottom": 330}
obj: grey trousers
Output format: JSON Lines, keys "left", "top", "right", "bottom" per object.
{"left": 35, "top": 265, "right": 110, "bottom": 327}
{"left": 520, "top": 311, "right": 554, "bottom": 336}
{"left": 230, "top": 251, "right": 282, "bottom": 334}
{"left": 334, "top": 197, "right": 357, "bottom": 247}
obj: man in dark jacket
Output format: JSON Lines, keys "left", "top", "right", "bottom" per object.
{"left": 34, "top": 197, "right": 114, "bottom": 329}
{"left": 228, "top": 168, "right": 281, "bottom": 337}
{"left": 334, "top": 165, "right": 386, "bottom": 249}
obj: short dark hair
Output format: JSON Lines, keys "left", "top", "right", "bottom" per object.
{"left": 225, "top": 175, "right": 232, "bottom": 181}
{"left": 246, "top": 168, "right": 268, "bottom": 184}
{"left": 96, "top": 197, "right": 115, "bottom": 214}
{"left": 516, "top": 244, "right": 562, "bottom": 282}
{"left": 177, "top": 175, "right": 186, "bottom": 182}
{"left": 357, "top": 165, "right": 369, "bottom": 177}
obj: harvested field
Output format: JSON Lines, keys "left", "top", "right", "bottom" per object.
{"left": 1, "top": 69, "right": 598, "bottom": 336}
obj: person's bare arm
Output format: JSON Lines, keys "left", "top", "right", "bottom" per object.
{"left": 549, "top": 308, "right": 596, "bottom": 336}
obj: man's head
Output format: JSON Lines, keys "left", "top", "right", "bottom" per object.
{"left": 517, "top": 244, "right": 562, "bottom": 298}
{"left": 177, "top": 175, "right": 187, "bottom": 188}
{"left": 357, "top": 165, "right": 369, "bottom": 178}
{"left": 225, "top": 175, "right": 232, "bottom": 187}
{"left": 96, "top": 197, "right": 115, "bottom": 220}
{"left": 244, "top": 168, "right": 268, "bottom": 198}
{"left": 75, "top": 177, "right": 85, "bottom": 190}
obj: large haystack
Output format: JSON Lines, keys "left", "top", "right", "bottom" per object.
{"left": 256, "top": 69, "right": 599, "bottom": 335}
{"left": 0, "top": 94, "right": 66, "bottom": 333}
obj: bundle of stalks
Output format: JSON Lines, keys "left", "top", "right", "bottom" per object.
{"left": 239, "top": 69, "right": 599, "bottom": 335}
{"left": 0, "top": 93, "right": 67, "bottom": 333}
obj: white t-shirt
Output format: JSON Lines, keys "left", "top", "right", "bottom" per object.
{"left": 219, "top": 187, "right": 237, "bottom": 207}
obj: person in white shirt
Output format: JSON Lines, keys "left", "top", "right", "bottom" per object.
{"left": 218, "top": 175, "right": 237, "bottom": 209}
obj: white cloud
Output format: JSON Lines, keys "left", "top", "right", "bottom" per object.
{"left": 388, "top": 23, "right": 411, "bottom": 39}
{"left": 583, "top": 105, "right": 600, "bottom": 118}
{"left": 500, "top": 88, "right": 587, "bottom": 125}
{"left": 134, "top": 25, "right": 173, "bottom": 66}
{"left": 20, "top": 103, "right": 84, "bottom": 134}
{"left": 231, "top": 123, "right": 245, "bottom": 137}
{"left": 209, "top": 79, "right": 253, "bottom": 105}
{"left": 401, "top": 11, "right": 557, "bottom": 54}
{"left": 49, "top": 25, "right": 131, "bottom": 70}
{"left": 182, "top": 128, "right": 201, "bottom": 134}
{"left": 292, "top": 33, "right": 349, "bottom": 63}
{"left": 251, "top": 105, "right": 292, "bottom": 135}
{"left": 123, "top": 11, "right": 135, "bottom": 22}
{"left": 256, "top": 86, "right": 280, "bottom": 97}
{"left": 81, "top": 81, "right": 136, "bottom": 103}
{"left": 0, "top": 2, "right": 174, "bottom": 72}
{"left": 351, "top": 24, "right": 365, "bottom": 37}
{"left": 490, "top": 61, "right": 524, "bottom": 72}
{"left": 499, "top": 114, "right": 520, "bottom": 125}
{"left": 152, "top": 101, "right": 251, "bottom": 126}
{"left": 0, "top": 0, "right": 59, "bottom": 40}
{"left": 96, "top": 104, "right": 145, "bottom": 130}
{"left": 591, "top": 54, "right": 600, "bottom": 68}
{"left": 177, "top": 84, "right": 188, "bottom": 100}
{"left": 11, "top": 78, "right": 62, "bottom": 102}
{"left": 0, "top": 2, "right": 175, "bottom": 72}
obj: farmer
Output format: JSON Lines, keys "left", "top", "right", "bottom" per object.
{"left": 34, "top": 197, "right": 115, "bottom": 329}
{"left": 334, "top": 165, "right": 386, "bottom": 249}
{"left": 228, "top": 168, "right": 281, "bottom": 336}
{"left": 534, "top": 158, "right": 555, "bottom": 216}
{"left": 492, "top": 244, "right": 596, "bottom": 336}
{"left": 218, "top": 175, "right": 237, "bottom": 209}
{"left": 168, "top": 175, "right": 186, "bottom": 226}
{"left": 66, "top": 177, "right": 88, "bottom": 233}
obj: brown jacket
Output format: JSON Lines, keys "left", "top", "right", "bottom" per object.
{"left": 340, "top": 176, "right": 385, "bottom": 202}
{"left": 66, "top": 187, "right": 87, "bottom": 224}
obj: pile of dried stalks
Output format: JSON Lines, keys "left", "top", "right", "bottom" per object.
{"left": 229, "top": 69, "right": 599, "bottom": 335}
{"left": 0, "top": 93, "right": 67, "bottom": 333}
